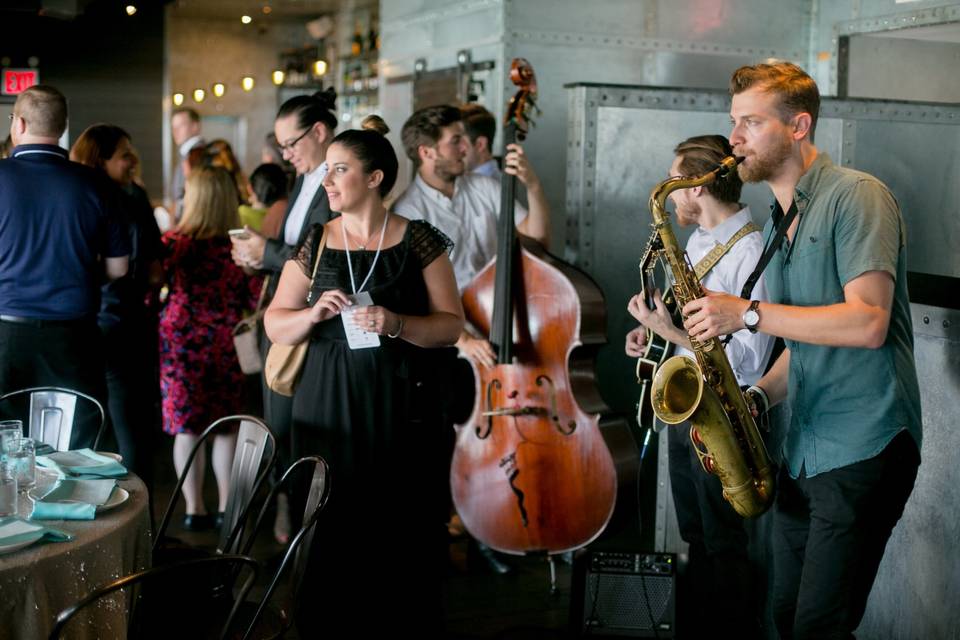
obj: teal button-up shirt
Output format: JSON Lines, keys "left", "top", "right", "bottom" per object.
{"left": 763, "top": 154, "right": 922, "bottom": 478}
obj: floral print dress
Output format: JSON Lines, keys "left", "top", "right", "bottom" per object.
{"left": 158, "top": 231, "right": 260, "bottom": 435}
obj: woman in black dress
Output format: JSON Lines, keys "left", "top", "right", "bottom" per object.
{"left": 264, "top": 119, "right": 463, "bottom": 633}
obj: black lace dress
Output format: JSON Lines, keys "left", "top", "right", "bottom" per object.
{"left": 290, "top": 218, "right": 453, "bottom": 632}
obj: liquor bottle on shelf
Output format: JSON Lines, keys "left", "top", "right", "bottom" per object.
{"left": 351, "top": 22, "right": 364, "bottom": 57}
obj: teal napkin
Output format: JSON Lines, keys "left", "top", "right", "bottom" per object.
{"left": 28, "top": 478, "right": 117, "bottom": 521}
{"left": 36, "top": 449, "right": 127, "bottom": 479}
{"left": 30, "top": 501, "right": 96, "bottom": 521}
{"left": 0, "top": 516, "right": 74, "bottom": 544}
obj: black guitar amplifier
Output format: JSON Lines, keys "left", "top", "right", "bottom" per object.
{"left": 575, "top": 551, "right": 676, "bottom": 638}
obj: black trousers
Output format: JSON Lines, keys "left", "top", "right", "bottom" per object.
{"left": 102, "top": 320, "right": 159, "bottom": 491}
{"left": 771, "top": 430, "right": 920, "bottom": 640}
{"left": 0, "top": 319, "right": 107, "bottom": 449}
{"left": 668, "top": 420, "right": 759, "bottom": 636}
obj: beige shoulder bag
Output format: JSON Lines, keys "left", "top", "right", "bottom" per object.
{"left": 264, "top": 225, "right": 328, "bottom": 397}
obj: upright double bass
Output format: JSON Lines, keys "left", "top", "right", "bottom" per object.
{"left": 450, "top": 60, "right": 635, "bottom": 555}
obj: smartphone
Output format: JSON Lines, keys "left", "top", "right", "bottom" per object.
{"left": 228, "top": 228, "right": 250, "bottom": 240}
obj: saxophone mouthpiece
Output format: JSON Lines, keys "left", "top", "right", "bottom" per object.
{"left": 717, "top": 155, "right": 744, "bottom": 178}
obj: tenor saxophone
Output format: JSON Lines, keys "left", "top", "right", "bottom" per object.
{"left": 646, "top": 155, "right": 774, "bottom": 518}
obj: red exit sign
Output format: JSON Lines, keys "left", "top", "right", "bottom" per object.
{"left": 2, "top": 69, "right": 40, "bottom": 96}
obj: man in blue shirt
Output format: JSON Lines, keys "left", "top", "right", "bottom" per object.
{"left": 683, "top": 62, "right": 922, "bottom": 639}
{"left": 0, "top": 85, "right": 130, "bottom": 448}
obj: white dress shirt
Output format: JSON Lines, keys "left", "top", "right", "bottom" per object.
{"left": 284, "top": 163, "right": 327, "bottom": 246}
{"left": 675, "top": 207, "right": 774, "bottom": 386}
{"left": 393, "top": 173, "right": 527, "bottom": 290}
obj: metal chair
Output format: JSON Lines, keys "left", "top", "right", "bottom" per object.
{"left": 48, "top": 555, "right": 259, "bottom": 640}
{"left": 154, "top": 415, "right": 276, "bottom": 556}
{"left": 0, "top": 386, "right": 107, "bottom": 451}
{"left": 229, "top": 455, "right": 332, "bottom": 640}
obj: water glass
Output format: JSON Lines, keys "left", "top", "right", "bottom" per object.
{"left": 0, "top": 461, "right": 16, "bottom": 518}
{"left": 7, "top": 437, "right": 35, "bottom": 493}
{"left": 0, "top": 420, "right": 22, "bottom": 458}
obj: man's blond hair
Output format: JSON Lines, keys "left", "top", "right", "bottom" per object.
{"left": 13, "top": 85, "right": 68, "bottom": 138}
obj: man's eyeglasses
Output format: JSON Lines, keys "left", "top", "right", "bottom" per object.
{"left": 278, "top": 127, "right": 312, "bottom": 153}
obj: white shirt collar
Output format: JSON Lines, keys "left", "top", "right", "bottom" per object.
{"left": 699, "top": 206, "right": 753, "bottom": 245}
{"left": 304, "top": 162, "right": 328, "bottom": 182}
{"left": 179, "top": 135, "right": 203, "bottom": 157}
{"left": 472, "top": 159, "right": 500, "bottom": 178}
{"left": 414, "top": 171, "right": 463, "bottom": 203}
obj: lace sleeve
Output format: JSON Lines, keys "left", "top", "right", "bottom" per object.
{"left": 408, "top": 220, "right": 454, "bottom": 269}
{"left": 293, "top": 224, "right": 324, "bottom": 276}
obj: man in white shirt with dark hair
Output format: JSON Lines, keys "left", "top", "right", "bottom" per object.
{"left": 392, "top": 103, "right": 551, "bottom": 574}
{"left": 461, "top": 102, "right": 500, "bottom": 178}
{"left": 393, "top": 104, "right": 550, "bottom": 366}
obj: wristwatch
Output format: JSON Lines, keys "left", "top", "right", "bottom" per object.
{"left": 742, "top": 300, "right": 761, "bottom": 334}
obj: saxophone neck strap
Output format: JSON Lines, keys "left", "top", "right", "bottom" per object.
{"left": 739, "top": 200, "right": 799, "bottom": 300}
{"left": 693, "top": 220, "right": 761, "bottom": 281}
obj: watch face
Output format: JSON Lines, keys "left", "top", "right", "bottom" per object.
{"left": 744, "top": 310, "right": 759, "bottom": 327}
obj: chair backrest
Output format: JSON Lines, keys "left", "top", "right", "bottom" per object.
{"left": 154, "top": 415, "right": 276, "bottom": 554}
{"left": 236, "top": 455, "right": 331, "bottom": 640}
{"left": 0, "top": 386, "right": 107, "bottom": 451}
{"left": 218, "top": 418, "right": 276, "bottom": 553}
{"left": 48, "top": 554, "right": 259, "bottom": 640}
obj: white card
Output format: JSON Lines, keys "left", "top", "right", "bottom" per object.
{"left": 341, "top": 292, "right": 380, "bottom": 350}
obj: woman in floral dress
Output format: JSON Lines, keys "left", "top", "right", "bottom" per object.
{"left": 159, "top": 166, "right": 260, "bottom": 530}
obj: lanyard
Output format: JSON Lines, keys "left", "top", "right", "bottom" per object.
{"left": 341, "top": 212, "right": 390, "bottom": 295}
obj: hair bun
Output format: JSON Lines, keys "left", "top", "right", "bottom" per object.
{"left": 361, "top": 115, "right": 389, "bottom": 135}
{"left": 314, "top": 87, "right": 337, "bottom": 110}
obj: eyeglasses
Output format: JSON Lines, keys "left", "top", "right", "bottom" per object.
{"left": 277, "top": 127, "right": 313, "bottom": 153}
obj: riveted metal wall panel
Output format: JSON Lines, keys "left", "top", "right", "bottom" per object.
{"left": 859, "top": 304, "right": 960, "bottom": 640}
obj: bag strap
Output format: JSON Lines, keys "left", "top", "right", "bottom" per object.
{"left": 693, "top": 220, "right": 760, "bottom": 281}
{"left": 306, "top": 224, "right": 329, "bottom": 304}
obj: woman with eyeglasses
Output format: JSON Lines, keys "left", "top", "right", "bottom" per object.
{"left": 229, "top": 88, "right": 340, "bottom": 543}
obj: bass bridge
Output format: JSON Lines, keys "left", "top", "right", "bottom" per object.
{"left": 475, "top": 375, "right": 576, "bottom": 439}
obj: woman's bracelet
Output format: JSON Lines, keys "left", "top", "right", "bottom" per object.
{"left": 387, "top": 314, "right": 404, "bottom": 339}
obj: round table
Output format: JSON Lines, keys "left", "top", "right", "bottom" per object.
{"left": 0, "top": 473, "right": 151, "bottom": 640}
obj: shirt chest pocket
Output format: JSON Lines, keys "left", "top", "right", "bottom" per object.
{"left": 787, "top": 237, "right": 844, "bottom": 305}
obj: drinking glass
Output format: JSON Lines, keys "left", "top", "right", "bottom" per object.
{"left": 0, "top": 461, "right": 16, "bottom": 517}
{"left": 0, "top": 420, "right": 22, "bottom": 459}
{"left": 8, "top": 437, "right": 35, "bottom": 493}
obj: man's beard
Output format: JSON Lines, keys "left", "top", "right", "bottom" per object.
{"left": 674, "top": 199, "right": 701, "bottom": 227}
{"left": 434, "top": 154, "right": 465, "bottom": 182}
{"left": 738, "top": 134, "right": 793, "bottom": 183}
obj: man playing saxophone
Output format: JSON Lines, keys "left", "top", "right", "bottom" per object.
{"left": 682, "top": 62, "right": 922, "bottom": 640}
{"left": 626, "top": 134, "right": 774, "bottom": 636}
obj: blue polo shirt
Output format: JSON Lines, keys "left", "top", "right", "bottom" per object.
{"left": 0, "top": 144, "right": 130, "bottom": 319}
{"left": 763, "top": 153, "right": 922, "bottom": 478}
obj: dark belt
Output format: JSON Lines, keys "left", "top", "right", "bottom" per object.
{"left": 0, "top": 314, "right": 94, "bottom": 327}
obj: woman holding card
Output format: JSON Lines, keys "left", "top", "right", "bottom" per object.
{"left": 264, "top": 117, "right": 462, "bottom": 633}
